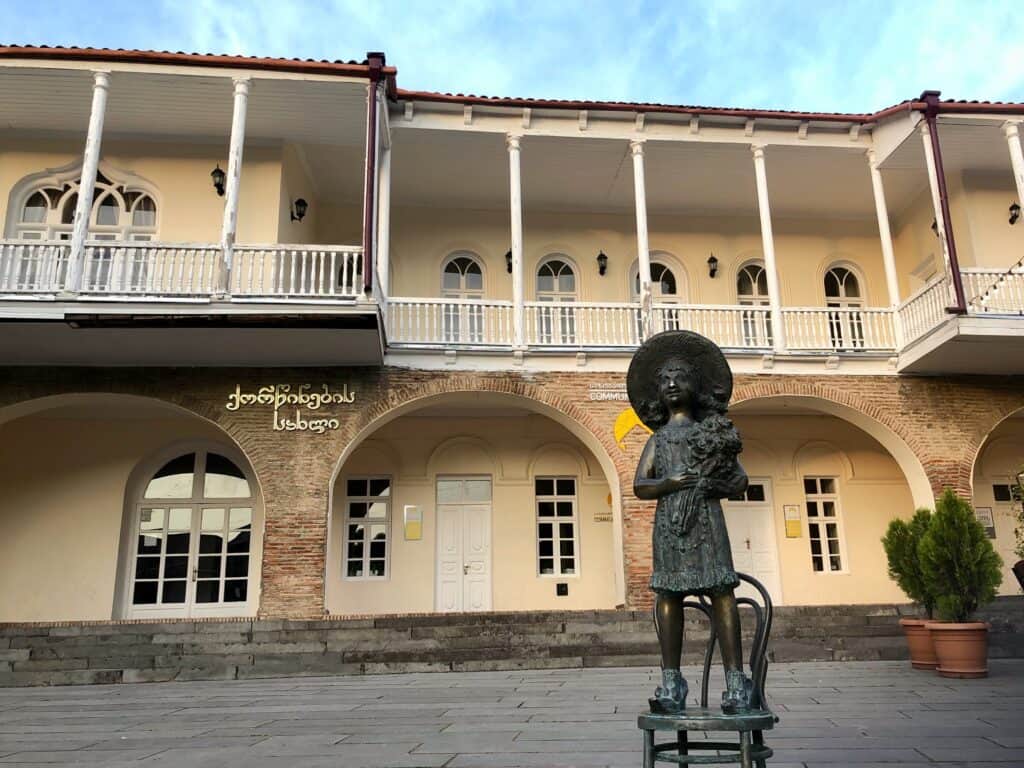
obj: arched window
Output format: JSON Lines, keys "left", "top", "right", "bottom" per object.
{"left": 7, "top": 168, "right": 158, "bottom": 242}
{"left": 824, "top": 265, "right": 865, "bottom": 349}
{"left": 127, "top": 448, "right": 256, "bottom": 619}
{"left": 631, "top": 261, "right": 681, "bottom": 302}
{"left": 441, "top": 252, "right": 484, "bottom": 343}
{"left": 737, "top": 260, "right": 772, "bottom": 347}
{"left": 536, "top": 256, "right": 577, "bottom": 344}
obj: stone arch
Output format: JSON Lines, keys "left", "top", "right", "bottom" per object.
{"left": 426, "top": 435, "right": 503, "bottom": 480}
{"left": 792, "top": 440, "right": 856, "bottom": 482}
{"left": 326, "top": 377, "right": 630, "bottom": 606}
{"left": 526, "top": 441, "right": 595, "bottom": 482}
{"left": 731, "top": 385, "right": 933, "bottom": 508}
{"left": 969, "top": 404, "right": 1024, "bottom": 496}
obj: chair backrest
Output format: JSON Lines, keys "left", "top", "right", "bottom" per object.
{"left": 680, "top": 573, "right": 773, "bottom": 711}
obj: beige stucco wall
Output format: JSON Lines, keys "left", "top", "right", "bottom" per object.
{"left": 960, "top": 171, "right": 1024, "bottom": 272}
{"left": 0, "top": 410, "right": 235, "bottom": 622}
{"left": 972, "top": 415, "right": 1024, "bottom": 595}
{"left": 389, "top": 206, "right": 892, "bottom": 307}
{"left": 0, "top": 136, "right": 282, "bottom": 244}
{"left": 327, "top": 410, "right": 618, "bottom": 615}
{"left": 731, "top": 413, "right": 914, "bottom": 606}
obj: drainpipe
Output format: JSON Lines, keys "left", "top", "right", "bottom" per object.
{"left": 362, "top": 52, "right": 385, "bottom": 295}
{"left": 920, "top": 90, "right": 967, "bottom": 314}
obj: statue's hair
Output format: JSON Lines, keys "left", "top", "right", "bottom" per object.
{"left": 637, "top": 357, "right": 727, "bottom": 429}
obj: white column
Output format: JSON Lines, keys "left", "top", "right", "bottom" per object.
{"left": 376, "top": 142, "right": 392, "bottom": 300}
{"left": 67, "top": 70, "right": 110, "bottom": 292}
{"left": 866, "top": 150, "right": 901, "bottom": 308}
{"left": 751, "top": 144, "right": 785, "bottom": 353}
{"left": 1003, "top": 121, "right": 1024, "bottom": 207}
{"left": 220, "top": 77, "right": 250, "bottom": 295}
{"left": 919, "top": 123, "right": 953, "bottom": 277}
{"left": 630, "top": 139, "right": 653, "bottom": 340}
{"left": 507, "top": 133, "right": 525, "bottom": 349}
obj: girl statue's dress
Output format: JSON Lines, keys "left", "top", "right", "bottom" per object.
{"left": 649, "top": 420, "right": 748, "bottom": 596}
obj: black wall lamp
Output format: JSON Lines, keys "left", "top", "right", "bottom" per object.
{"left": 1010, "top": 202, "right": 1021, "bottom": 225}
{"left": 707, "top": 254, "right": 719, "bottom": 278}
{"left": 211, "top": 164, "right": 226, "bottom": 197}
{"left": 290, "top": 198, "right": 308, "bottom": 222}
{"left": 505, "top": 250, "right": 513, "bottom": 274}
{"left": 596, "top": 251, "right": 608, "bottom": 276}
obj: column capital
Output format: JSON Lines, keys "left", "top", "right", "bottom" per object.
{"left": 865, "top": 147, "right": 879, "bottom": 169}
{"left": 506, "top": 133, "right": 522, "bottom": 151}
{"left": 1003, "top": 120, "right": 1022, "bottom": 138}
{"left": 91, "top": 70, "right": 111, "bottom": 89}
{"left": 750, "top": 143, "right": 767, "bottom": 159}
{"left": 918, "top": 121, "right": 931, "bottom": 137}
{"left": 232, "top": 76, "right": 251, "bottom": 93}
{"left": 629, "top": 138, "right": 645, "bottom": 156}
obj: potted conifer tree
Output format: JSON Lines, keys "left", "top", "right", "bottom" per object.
{"left": 881, "top": 508, "right": 937, "bottom": 669}
{"left": 1012, "top": 468, "right": 1024, "bottom": 592}
{"left": 920, "top": 490, "right": 1003, "bottom": 678}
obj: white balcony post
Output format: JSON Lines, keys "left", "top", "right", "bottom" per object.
{"left": 919, "top": 122, "right": 956, "bottom": 302}
{"left": 751, "top": 144, "right": 785, "bottom": 353}
{"left": 866, "top": 149, "right": 903, "bottom": 346}
{"left": 377, "top": 142, "right": 392, "bottom": 301}
{"left": 67, "top": 70, "right": 110, "bottom": 292}
{"left": 630, "top": 139, "right": 653, "bottom": 340}
{"left": 220, "top": 77, "right": 250, "bottom": 296}
{"left": 1003, "top": 121, "right": 1024, "bottom": 208}
{"left": 507, "top": 133, "right": 525, "bottom": 349}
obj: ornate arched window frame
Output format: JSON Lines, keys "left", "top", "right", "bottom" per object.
{"left": 534, "top": 254, "right": 579, "bottom": 302}
{"left": 628, "top": 251, "right": 688, "bottom": 304}
{"left": 5, "top": 161, "right": 160, "bottom": 242}
{"left": 821, "top": 260, "right": 867, "bottom": 308}
{"left": 735, "top": 258, "right": 771, "bottom": 306}
{"left": 440, "top": 251, "right": 486, "bottom": 300}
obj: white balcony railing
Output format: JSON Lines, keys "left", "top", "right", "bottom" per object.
{"left": 897, "top": 275, "right": 951, "bottom": 345}
{"left": 0, "top": 240, "right": 364, "bottom": 301}
{"left": 783, "top": 307, "right": 897, "bottom": 351}
{"left": 388, "top": 297, "right": 514, "bottom": 346}
{"left": 653, "top": 304, "right": 773, "bottom": 349}
{"left": 963, "top": 266, "right": 1024, "bottom": 314}
{"left": 525, "top": 301, "right": 640, "bottom": 347}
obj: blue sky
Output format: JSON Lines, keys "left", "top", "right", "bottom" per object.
{"left": 2, "top": 0, "right": 1021, "bottom": 112}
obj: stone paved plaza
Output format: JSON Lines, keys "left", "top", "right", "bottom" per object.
{"left": 0, "top": 660, "right": 1020, "bottom": 767}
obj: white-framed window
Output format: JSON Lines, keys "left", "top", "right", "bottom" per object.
{"left": 535, "top": 476, "right": 579, "bottom": 576}
{"left": 992, "top": 483, "right": 1021, "bottom": 503}
{"left": 441, "top": 252, "right": 485, "bottom": 343}
{"left": 8, "top": 169, "right": 159, "bottom": 242}
{"left": 343, "top": 476, "right": 391, "bottom": 579}
{"left": 130, "top": 449, "right": 254, "bottom": 611}
{"left": 737, "top": 260, "right": 772, "bottom": 347}
{"left": 803, "top": 476, "right": 846, "bottom": 573}
{"left": 824, "top": 264, "right": 865, "bottom": 349}
{"left": 536, "top": 256, "right": 577, "bottom": 344}
{"left": 727, "top": 481, "right": 767, "bottom": 503}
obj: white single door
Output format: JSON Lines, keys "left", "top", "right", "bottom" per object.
{"left": 722, "top": 480, "right": 783, "bottom": 605}
{"left": 435, "top": 478, "right": 492, "bottom": 612}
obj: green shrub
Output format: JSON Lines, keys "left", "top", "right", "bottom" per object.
{"left": 919, "top": 490, "right": 1003, "bottom": 622}
{"left": 881, "top": 508, "right": 935, "bottom": 618}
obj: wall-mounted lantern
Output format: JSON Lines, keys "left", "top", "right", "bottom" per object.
{"left": 210, "top": 165, "right": 226, "bottom": 197}
{"left": 596, "top": 251, "right": 608, "bottom": 276}
{"left": 707, "top": 254, "right": 719, "bottom": 278}
{"left": 290, "top": 198, "right": 308, "bottom": 222}
{"left": 1010, "top": 202, "right": 1021, "bottom": 225}
{"left": 505, "top": 250, "right": 513, "bottom": 274}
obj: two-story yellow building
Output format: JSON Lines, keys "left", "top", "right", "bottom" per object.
{"left": 1, "top": 46, "right": 1022, "bottom": 637}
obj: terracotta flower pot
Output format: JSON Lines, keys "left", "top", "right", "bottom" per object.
{"left": 1013, "top": 560, "right": 1024, "bottom": 592}
{"left": 926, "top": 621, "right": 990, "bottom": 678}
{"left": 899, "top": 617, "right": 938, "bottom": 670}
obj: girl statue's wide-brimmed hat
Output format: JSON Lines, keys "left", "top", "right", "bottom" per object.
{"left": 626, "top": 330, "right": 733, "bottom": 429}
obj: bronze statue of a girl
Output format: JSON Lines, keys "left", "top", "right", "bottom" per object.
{"left": 627, "top": 330, "right": 753, "bottom": 714}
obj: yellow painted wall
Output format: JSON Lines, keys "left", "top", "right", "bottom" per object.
{"left": 327, "top": 410, "right": 617, "bottom": 615}
{"left": 277, "top": 143, "right": 318, "bottom": 244}
{"left": 0, "top": 412, "right": 234, "bottom": 622}
{"left": 0, "top": 136, "right": 282, "bottom": 244}
{"left": 961, "top": 171, "right": 1024, "bottom": 272}
{"left": 732, "top": 413, "right": 914, "bottom": 606}
{"left": 972, "top": 416, "right": 1024, "bottom": 595}
{"left": 389, "top": 207, "right": 892, "bottom": 307}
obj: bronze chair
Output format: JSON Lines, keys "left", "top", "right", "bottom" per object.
{"left": 637, "top": 573, "right": 777, "bottom": 768}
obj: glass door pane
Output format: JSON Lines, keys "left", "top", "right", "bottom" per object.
{"left": 131, "top": 505, "right": 193, "bottom": 608}
{"left": 195, "top": 505, "right": 252, "bottom": 604}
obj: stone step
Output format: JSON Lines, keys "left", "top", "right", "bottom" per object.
{"left": 1, "top": 596, "right": 1020, "bottom": 686}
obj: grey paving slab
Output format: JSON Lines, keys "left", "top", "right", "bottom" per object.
{"left": 0, "top": 659, "right": 1020, "bottom": 766}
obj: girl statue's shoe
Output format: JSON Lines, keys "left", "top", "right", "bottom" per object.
{"left": 650, "top": 668, "right": 688, "bottom": 714}
{"left": 721, "top": 669, "right": 754, "bottom": 713}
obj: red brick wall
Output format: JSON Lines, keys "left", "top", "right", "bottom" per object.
{"left": 1, "top": 367, "right": 1021, "bottom": 615}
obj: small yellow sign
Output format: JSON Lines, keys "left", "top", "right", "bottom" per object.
{"left": 785, "top": 519, "right": 802, "bottom": 538}
{"left": 403, "top": 505, "right": 423, "bottom": 541}
{"left": 783, "top": 505, "right": 802, "bottom": 538}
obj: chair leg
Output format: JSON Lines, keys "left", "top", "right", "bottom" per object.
{"left": 753, "top": 729, "right": 767, "bottom": 768}
{"left": 677, "top": 729, "right": 688, "bottom": 758}
{"left": 739, "top": 731, "right": 752, "bottom": 768}
{"left": 643, "top": 728, "right": 654, "bottom": 768}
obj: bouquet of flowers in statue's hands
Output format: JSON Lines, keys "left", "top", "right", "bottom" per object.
{"left": 676, "top": 414, "right": 744, "bottom": 534}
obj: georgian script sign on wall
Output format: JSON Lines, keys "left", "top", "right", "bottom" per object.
{"left": 225, "top": 384, "right": 356, "bottom": 433}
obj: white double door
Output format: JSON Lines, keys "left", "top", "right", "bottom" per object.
{"left": 722, "top": 480, "right": 783, "bottom": 605}
{"left": 435, "top": 478, "right": 492, "bottom": 612}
